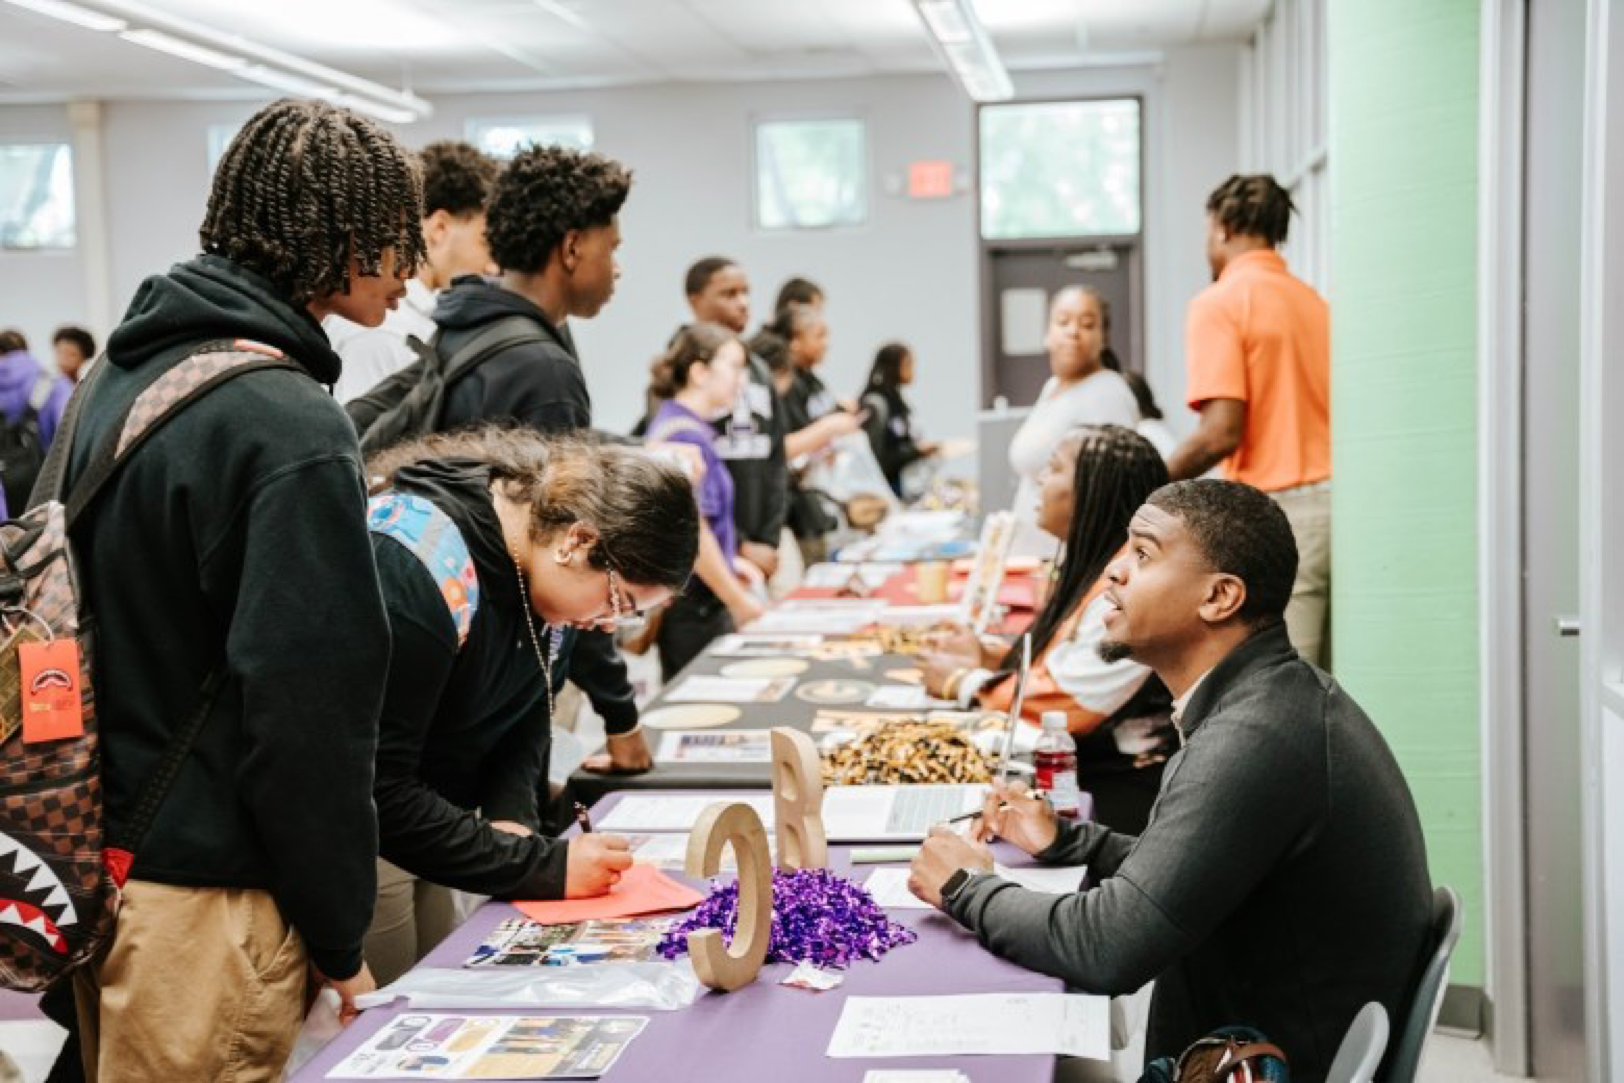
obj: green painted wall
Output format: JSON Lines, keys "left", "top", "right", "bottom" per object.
{"left": 1327, "top": 0, "right": 1483, "bottom": 986}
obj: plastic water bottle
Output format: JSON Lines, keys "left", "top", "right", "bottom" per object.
{"left": 1033, "top": 711, "right": 1081, "bottom": 819}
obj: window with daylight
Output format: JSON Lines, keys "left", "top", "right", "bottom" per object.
{"left": 0, "top": 143, "right": 75, "bottom": 250}
{"left": 754, "top": 118, "right": 867, "bottom": 231}
{"left": 467, "top": 116, "right": 595, "bottom": 160}
{"left": 979, "top": 99, "right": 1141, "bottom": 240}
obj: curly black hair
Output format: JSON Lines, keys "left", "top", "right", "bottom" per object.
{"left": 485, "top": 145, "right": 632, "bottom": 274}
{"left": 419, "top": 140, "right": 497, "bottom": 218}
{"left": 52, "top": 325, "right": 95, "bottom": 358}
{"left": 200, "top": 99, "right": 425, "bottom": 306}
{"left": 1206, "top": 174, "right": 1296, "bottom": 246}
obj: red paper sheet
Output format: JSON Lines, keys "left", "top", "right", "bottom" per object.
{"left": 512, "top": 864, "right": 704, "bottom": 925}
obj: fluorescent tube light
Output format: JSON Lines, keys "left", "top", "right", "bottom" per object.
{"left": 1, "top": 0, "right": 125, "bottom": 32}
{"left": 235, "top": 64, "right": 336, "bottom": 99}
{"left": 119, "top": 27, "right": 243, "bottom": 69}
{"left": 910, "top": 0, "right": 1013, "bottom": 102}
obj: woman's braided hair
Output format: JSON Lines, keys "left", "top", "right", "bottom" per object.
{"left": 200, "top": 99, "right": 426, "bottom": 305}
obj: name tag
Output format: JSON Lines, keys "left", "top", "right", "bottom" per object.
{"left": 717, "top": 433, "right": 772, "bottom": 460}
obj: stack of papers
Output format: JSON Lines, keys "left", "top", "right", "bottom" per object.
{"left": 826, "top": 993, "right": 1110, "bottom": 1060}
{"left": 513, "top": 865, "right": 702, "bottom": 924}
{"left": 665, "top": 675, "right": 795, "bottom": 703}
{"left": 656, "top": 730, "right": 772, "bottom": 764}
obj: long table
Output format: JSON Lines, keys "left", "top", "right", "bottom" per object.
{"left": 293, "top": 791, "right": 1070, "bottom": 1083}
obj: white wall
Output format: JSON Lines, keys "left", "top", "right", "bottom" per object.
{"left": 0, "top": 103, "right": 89, "bottom": 359}
{"left": 0, "top": 47, "right": 1241, "bottom": 439}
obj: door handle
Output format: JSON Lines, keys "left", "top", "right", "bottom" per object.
{"left": 1554, "top": 615, "right": 1581, "bottom": 637}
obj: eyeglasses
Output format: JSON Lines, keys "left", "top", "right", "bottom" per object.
{"left": 599, "top": 566, "right": 646, "bottom": 632}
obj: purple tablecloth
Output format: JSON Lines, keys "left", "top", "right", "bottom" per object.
{"left": 293, "top": 792, "right": 1065, "bottom": 1082}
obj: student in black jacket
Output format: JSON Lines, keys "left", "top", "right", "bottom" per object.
{"left": 64, "top": 99, "right": 422, "bottom": 1079}
{"left": 859, "top": 341, "right": 938, "bottom": 496}
{"left": 360, "top": 430, "right": 698, "bottom": 982}
{"left": 421, "top": 145, "right": 653, "bottom": 774}
{"left": 683, "top": 257, "right": 788, "bottom": 581}
{"left": 910, "top": 480, "right": 1433, "bottom": 1083}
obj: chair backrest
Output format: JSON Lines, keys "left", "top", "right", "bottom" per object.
{"left": 1382, "top": 885, "right": 1464, "bottom": 1083}
{"left": 1328, "top": 1002, "right": 1389, "bottom": 1083}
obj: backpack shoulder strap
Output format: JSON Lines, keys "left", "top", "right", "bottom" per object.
{"left": 58, "top": 340, "right": 300, "bottom": 528}
{"left": 439, "top": 315, "right": 550, "bottom": 387}
{"left": 367, "top": 491, "right": 480, "bottom": 647}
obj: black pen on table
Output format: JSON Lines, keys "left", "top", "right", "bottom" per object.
{"left": 946, "top": 802, "right": 1011, "bottom": 825}
{"left": 573, "top": 801, "right": 594, "bottom": 835}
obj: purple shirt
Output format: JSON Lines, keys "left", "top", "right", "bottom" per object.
{"left": 649, "top": 399, "right": 737, "bottom": 562}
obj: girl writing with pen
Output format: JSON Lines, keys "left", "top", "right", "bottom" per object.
{"left": 361, "top": 430, "right": 699, "bottom": 984}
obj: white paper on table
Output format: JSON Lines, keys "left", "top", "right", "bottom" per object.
{"left": 656, "top": 729, "right": 773, "bottom": 763}
{"left": 665, "top": 675, "right": 795, "bottom": 703}
{"left": 753, "top": 608, "right": 880, "bottom": 634}
{"left": 864, "top": 863, "right": 1083, "bottom": 911}
{"left": 711, "top": 633, "right": 825, "bottom": 656}
{"left": 865, "top": 685, "right": 957, "bottom": 710}
{"left": 826, "top": 993, "right": 1110, "bottom": 1061}
{"left": 597, "top": 794, "right": 776, "bottom": 833}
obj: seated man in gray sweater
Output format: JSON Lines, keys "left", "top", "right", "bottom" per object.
{"left": 909, "top": 478, "right": 1433, "bottom": 1083}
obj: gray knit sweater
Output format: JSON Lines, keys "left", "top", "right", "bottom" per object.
{"left": 947, "top": 624, "right": 1433, "bottom": 1083}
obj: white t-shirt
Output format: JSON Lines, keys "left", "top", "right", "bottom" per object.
{"left": 326, "top": 277, "right": 438, "bottom": 404}
{"left": 1007, "top": 371, "right": 1140, "bottom": 546}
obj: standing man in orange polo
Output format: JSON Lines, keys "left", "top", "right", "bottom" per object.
{"left": 1166, "top": 175, "right": 1332, "bottom": 666}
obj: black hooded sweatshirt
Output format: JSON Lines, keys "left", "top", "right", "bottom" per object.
{"left": 65, "top": 254, "right": 388, "bottom": 979}
{"left": 429, "top": 277, "right": 638, "bottom": 734}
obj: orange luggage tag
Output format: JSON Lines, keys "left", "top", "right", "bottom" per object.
{"left": 20, "top": 637, "right": 84, "bottom": 743}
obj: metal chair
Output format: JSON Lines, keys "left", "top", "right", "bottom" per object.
{"left": 1327, "top": 1001, "right": 1389, "bottom": 1083}
{"left": 1382, "top": 886, "right": 1464, "bottom": 1083}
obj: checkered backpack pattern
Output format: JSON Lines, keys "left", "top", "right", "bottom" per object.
{"left": 0, "top": 340, "right": 298, "bottom": 991}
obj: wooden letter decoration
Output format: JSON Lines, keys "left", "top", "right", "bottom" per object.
{"left": 684, "top": 801, "right": 772, "bottom": 992}
{"left": 771, "top": 727, "right": 828, "bottom": 870}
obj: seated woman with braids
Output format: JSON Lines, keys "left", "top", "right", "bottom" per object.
{"left": 920, "top": 425, "right": 1177, "bottom": 833}
{"left": 361, "top": 429, "right": 699, "bottom": 983}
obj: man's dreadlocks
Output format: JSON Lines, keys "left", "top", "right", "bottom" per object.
{"left": 200, "top": 99, "right": 426, "bottom": 306}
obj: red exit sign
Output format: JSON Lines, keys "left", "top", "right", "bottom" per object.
{"left": 908, "top": 160, "right": 955, "bottom": 199}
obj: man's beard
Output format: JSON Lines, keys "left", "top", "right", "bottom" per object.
{"left": 1097, "top": 639, "right": 1134, "bottom": 664}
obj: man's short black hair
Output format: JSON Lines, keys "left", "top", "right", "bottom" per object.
{"left": 685, "top": 256, "right": 736, "bottom": 298}
{"left": 418, "top": 141, "right": 498, "bottom": 219}
{"left": 1147, "top": 479, "right": 1298, "bottom": 625}
{"left": 485, "top": 145, "right": 632, "bottom": 274}
{"left": 0, "top": 329, "right": 27, "bottom": 354}
{"left": 52, "top": 325, "right": 95, "bottom": 357}
{"left": 1206, "top": 174, "right": 1296, "bottom": 247}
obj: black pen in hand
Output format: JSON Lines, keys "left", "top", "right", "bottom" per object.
{"left": 573, "top": 801, "right": 594, "bottom": 834}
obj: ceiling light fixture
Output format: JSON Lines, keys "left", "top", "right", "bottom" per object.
{"left": 6, "top": 0, "right": 432, "bottom": 122}
{"left": 911, "top": 0, "right": 1013, "bottom": 102}
{"left": 0, "top": 0, "right": 125, "bottom": 32}
{"left": 118, "top": 27, "right": 244, "bottom": 70}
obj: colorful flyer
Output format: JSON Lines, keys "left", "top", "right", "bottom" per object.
{"left": 326, "top": 1013, "right": 649, "bottom": 1079}
{"left": 656, "top": 729, "right": 772, "bottom": 764}
{"left": 465, "top": 917, "right": 675, "bottom": 968}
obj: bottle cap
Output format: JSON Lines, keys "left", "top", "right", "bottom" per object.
{"left": 1040, "top": 711, "right": 1066, "bottom": 731}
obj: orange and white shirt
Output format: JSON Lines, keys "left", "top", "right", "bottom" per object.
{"left": 1185, "top": 249, "right": 1331, "bottom": 492}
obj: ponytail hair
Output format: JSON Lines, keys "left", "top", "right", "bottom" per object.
{"left": 648, "top": 321, "right": 738, "bottom": 401}
{"left": 366, "top": 427, "right": 699, "bottom": 592}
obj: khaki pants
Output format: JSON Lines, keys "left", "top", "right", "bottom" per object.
{"left": 1271, "top": 481, "right": 1332, "bottom": 668}
{"left": 363, "top": 859, "right": 458, "bottom": 987}
{"left": 74, "top": 879, "right": 307, "bottom": 1083}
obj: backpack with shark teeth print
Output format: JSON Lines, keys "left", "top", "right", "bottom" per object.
{"left": 0, "top": 340, "right": 298, "bottom": 991}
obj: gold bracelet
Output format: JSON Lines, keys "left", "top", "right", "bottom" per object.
{"left": 942, "top": 668, "right": 969, "bottom": 701}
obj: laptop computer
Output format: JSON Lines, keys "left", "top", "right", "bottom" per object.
{"left": 820, "top": 637, "right": 1032, "bottom": 842}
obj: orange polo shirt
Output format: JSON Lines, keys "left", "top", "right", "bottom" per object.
{"left": 1184, "top": 249, "right": 1331, "bottom": 492}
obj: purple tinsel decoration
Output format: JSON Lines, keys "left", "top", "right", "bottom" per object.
{"left": 657, "top": 867, "right": 916, "bottom": 969}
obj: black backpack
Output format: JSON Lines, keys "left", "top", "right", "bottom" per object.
{"left": 344, "top": 315, "right": 546, "bottom": 455}
{"left": 0, "top": 372, "right": 58, "bottom": 513}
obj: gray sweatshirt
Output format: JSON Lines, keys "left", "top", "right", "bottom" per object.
{"left": 947, "top": 624, "right": 1433, "bottom": 1083}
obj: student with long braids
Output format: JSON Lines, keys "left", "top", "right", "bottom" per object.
{"left": 921, "top": 425, "right": 1177, "bottom": 832}
{"left": 360, "top": 431, "right": 698, "bottom": 983}
{"left": 64, "top": 99, "right": 423, "bottom": 1077}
